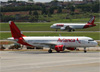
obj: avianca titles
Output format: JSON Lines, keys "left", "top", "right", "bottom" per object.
{"left": 50, "top": 16, "right": 96, "bottom": 32}
{"left": 8, "top": 21, "right": 98, "bottom": 53}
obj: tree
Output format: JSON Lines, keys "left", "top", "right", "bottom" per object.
{"left": 92, "top": 2, "right": 99, "bottom": 12}
{"left": 49, "top": 8, "right": 54, "bottom": 14}
{"left": 48, "top": 12, "right": 51, "bottom": 17}
{"left": 29, "top": 16, "right": 35, "bottom": 22}
{"left": 29, "top": 11, "right": 39, "bottom": 22}
{"left": 42, "top": 6, "right": 48, "bottom": 15}
{"left": 29, "top": 10, "right": 32, "bottom": 15}
{"left": 70, "top": 6, "right": 75, "bottom": 12}
{"left": 58, "top": 7, "right": 62, "bottom": 13}
{"left": 1, "top": 15, "right": 15, "bottom": 22}
{"left": 52, "top": 0, "right": 58, "bottom": 2}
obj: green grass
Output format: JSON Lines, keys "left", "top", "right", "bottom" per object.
{"left": 0, "top": 32, "right": 99, "bottom": 40}
{"left": 0, "top": 22, "right": 100, "bottom": 31}
{"left": 39, "top": 13, "right": 100, "bottom": 22}
{"left": 55, "top": 18, "right": 100, "bottom": 23}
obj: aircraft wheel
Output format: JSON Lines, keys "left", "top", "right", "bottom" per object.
{"left": 84, "top": 50, "right": 87, "bottom": 53}
{"left": 48, "top": 49, "right": 52, "bottom": 53}
{"left": 68, "top": 29, "right": 71, "bottom": 32}
{"left": 73, "top": 29, "right": 75, "bottom": 31}
{"left": 84, "top": 47, "right": 87, "bottom": 53}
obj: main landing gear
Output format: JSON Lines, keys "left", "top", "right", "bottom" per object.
{"left": 84, "top": 47, "right": 87, "bottom": 53}
{"left": 48, "top": 49, "right": 52, "bottom": 53}
{"left": 68, "top": 29, "right": 75, "bottom": 32}
{"left": 48, "top": 49, "right": 60, "bottom": 53}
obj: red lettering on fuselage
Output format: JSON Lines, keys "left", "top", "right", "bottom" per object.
{"left": 56, "top": 24, "right": 64, "bottom": 27}
{"left": 77, "top": 38, "right": 81, "bottom": 44}
{"left": 57, "top": 38, "right": 80, "bottom": 43}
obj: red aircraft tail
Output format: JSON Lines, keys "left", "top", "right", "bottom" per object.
{"left": 9, "top": 21, "right": 26, "bottom": 39}
{"left": 84, "top": 16, "right": 96, "bottom": 28}
{"left": 88, "top": 16, "right": 95, "bottom": 24}
{"left": 9, "top": 21, "right": 32, "bottom": 46}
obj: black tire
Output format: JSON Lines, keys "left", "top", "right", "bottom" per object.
{"left": 84, "top": 50, "right": 87, "bottom": 53}
{"left": 73, "top": 29, "right": 75, "bottom": 31}
{"left": 48, "top": 50, "right": 52, "bottom": 53}
{"left": 68, "top": 29, "right": 71, "bottom": 32}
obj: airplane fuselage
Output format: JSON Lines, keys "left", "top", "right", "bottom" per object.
{"left": 51, "top": 23, "right": 88, "bottom": 29}
{"left": 50, "top": 16, "right": 96, "bottom": 32}
{"left": 8, "top": 36, "right": 97, "bottom": 48}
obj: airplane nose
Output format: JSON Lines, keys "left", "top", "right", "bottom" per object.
{"left": 50, "top": 25, "right": 53, "bottom": 28}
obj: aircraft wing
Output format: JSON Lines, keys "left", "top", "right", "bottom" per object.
{"left": 60, "top": 26, "right": 74, "bottom": 30}
{"left": 66, "top": 26, "right": 74, "bottom": 29}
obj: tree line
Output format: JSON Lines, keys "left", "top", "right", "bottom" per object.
{"left": 0, "top": 1, "right": 99, "bottom": 22}
{"left": 1, "top": 1, "right": 99, "bottom": 13}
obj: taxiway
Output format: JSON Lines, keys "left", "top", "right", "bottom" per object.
{"left": 1, "top": 51, "right": 100, "bottom": 72}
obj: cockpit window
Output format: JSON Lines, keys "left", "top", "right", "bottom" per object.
{"left": 88, "top": 40, "right": 94, "bottom": 41}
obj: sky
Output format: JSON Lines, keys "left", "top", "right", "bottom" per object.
{"left": 0, "top": 0, "right": 83, "bottom": 3}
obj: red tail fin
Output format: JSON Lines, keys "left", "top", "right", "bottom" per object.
{"left": 9, "top": 21, "right": 32, "bottom": 47}
{"left": 88, "top": 16, "right": 95, "bottom": 24}
{"left": 9, "top": 21, "right": 26, "bottom": 39}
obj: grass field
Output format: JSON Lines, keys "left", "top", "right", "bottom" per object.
{"left": 0, "top": 32, "right": 99, "bottom": 40}
{"left": 40, "top": 13, "right": 100, "bottom": 22}
{"left": 0, "top": 17, "right": 99, "bottom": 40}
{"left": 0, "top": 22, "right": 100, "bottom": 31}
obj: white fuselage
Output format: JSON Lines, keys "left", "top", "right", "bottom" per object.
{"left": 50, "top": 23, "right": 86, "bottom": 29}
{"left": 21, "top": 36, "right": 97, "bottom": 47}
{"left": 8, "top": 36, "right": 97, "bottom": 48}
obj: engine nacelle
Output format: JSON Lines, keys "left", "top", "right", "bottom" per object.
{"left": 55, "top": 45, "right": 65, "bottom": 51}
{"left": 60, "top": 27, "right": 66, "bottom": 30}
{"left": 67, "top": 47, "right": 76, "bottom": 50}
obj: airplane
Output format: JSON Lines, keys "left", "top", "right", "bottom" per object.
{"left": 8, "top": 21, "right": 98, "bottom": 53}
{"left": 50, "top": 16, "right": 96, "bottom": 32}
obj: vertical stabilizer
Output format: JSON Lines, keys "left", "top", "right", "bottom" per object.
{"left": 88, "top": 16, "right": 95, "bottom": 24}
{"left": 9, "top": 21, "right": 26, "bottom": 39}
{"left": 9, "top": 21, "right": 32, "bottom": 47}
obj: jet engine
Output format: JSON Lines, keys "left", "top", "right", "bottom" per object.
{"left": 60, "top": 27, "right": 66, "bottom": 30}
{"left": 55, "top": 45, "right": 65, "bottom": 52}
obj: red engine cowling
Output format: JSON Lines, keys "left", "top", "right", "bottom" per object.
{"left": 55, "top": 45, "right": 65, "bottom": 51}
{"left": 67, "top": 47, "right": 75, "bottom": 50}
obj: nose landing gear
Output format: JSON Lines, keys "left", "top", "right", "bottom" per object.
{"left": 48, "top": 49, "right": 52, "bottom": 53}
{"left": 84, "top": 47, "right": 87, "bottom": 53}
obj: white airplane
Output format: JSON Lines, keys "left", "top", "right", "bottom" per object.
{"left": 8, "top": 21, "right": 98, "bottom": 53}
{"left": 50, "top": 16, "right": 96, "bottom": 32}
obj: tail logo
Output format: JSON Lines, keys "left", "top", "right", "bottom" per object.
{"left": 88, "top": 16, "right": 95, "bottom": 24}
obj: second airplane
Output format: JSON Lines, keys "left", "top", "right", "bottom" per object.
{"left": 50, "top": 16, "right": 96, "bottom": 32}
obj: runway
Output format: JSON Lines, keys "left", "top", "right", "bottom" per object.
{"left": 0, "top": 31, "right": 100, "bottom": 33}
{"left": 1, "top": 51, "right": 100, "bottom": 72}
